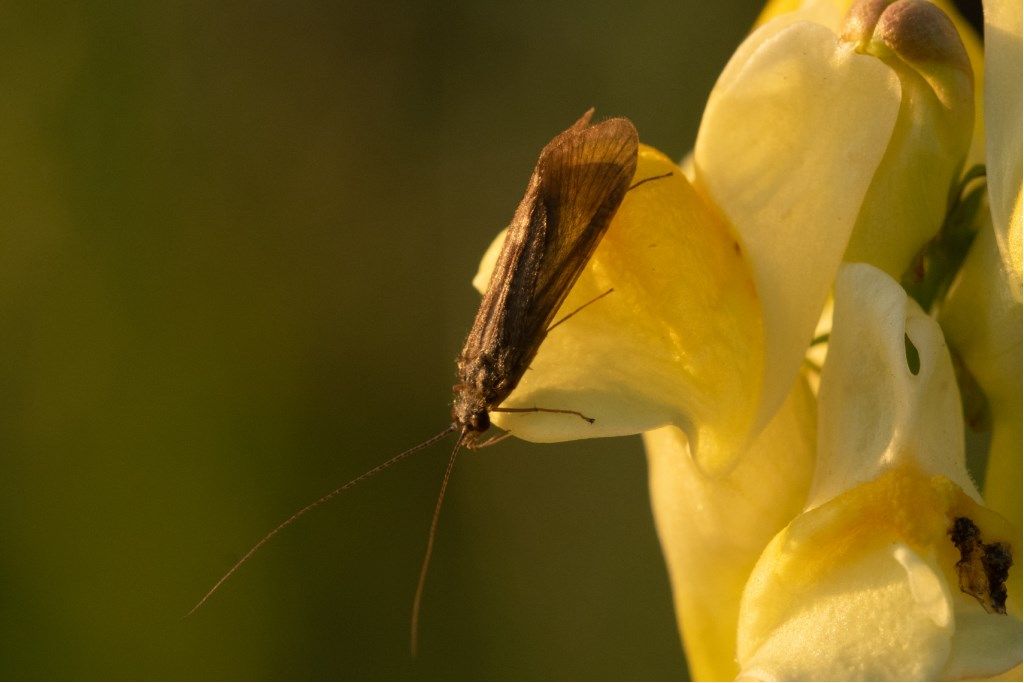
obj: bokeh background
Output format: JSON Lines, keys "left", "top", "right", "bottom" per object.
{"left": 0, "top": 2, "right": 764, "bottom": 679}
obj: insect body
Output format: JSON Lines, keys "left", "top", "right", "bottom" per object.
{"left": 452, "top": 110, "right": 639, "bottom": 443}
{"left": 190, "top": 110, "right": 641, "bottom": 656}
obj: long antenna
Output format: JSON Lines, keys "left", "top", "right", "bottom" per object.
{"left": 187, "top": 424, "right": 458, "bottom": 617}
{"left": 410, "top": 434, "right": 463, "bottom": 657}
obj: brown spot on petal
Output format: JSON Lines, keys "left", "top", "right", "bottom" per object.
{"left": 949, "top": 516, "right": 1012, "bottom": 614}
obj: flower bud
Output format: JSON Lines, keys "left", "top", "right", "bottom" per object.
{"left": 840, "top": 0, "right": 975, "bottom": 278}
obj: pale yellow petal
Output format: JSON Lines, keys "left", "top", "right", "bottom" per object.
{"left": 695, "top": 18, "right": 901, "bottom": 433}
{"left": 738, "top": 465, "right": 1022, "bottom": 680}
{"left": 737, "top": 264, "right": 1021, "bottom": 679}
{"left": 757, "top": 0, "right": 987, "bottom": 169}
{"left": 944, "top": 602, "right": 1024, "bottom": 679}
{"left": 646, "top": 376, "right": 816, "bottom": 680}
{"left": 983, "top": 0, "right": 1023, "bottom": 294}
{"left": 812, "top": 263, "right": 979, "bottom": 508}
{"left": 739, "top": 539, "right": 954, "bottom": 680}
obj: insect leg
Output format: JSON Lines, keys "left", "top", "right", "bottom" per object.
{"left": 491, "top": 406, "right": 595, "bottom": 424}
{"left": 546, "top": 288, "right": 614, "bottom": 333}
{"left": 464, "top": 431, "right": 514, "bottom": 450}
{"left": 627, "top": 171, "right": 673, "bottom": 192}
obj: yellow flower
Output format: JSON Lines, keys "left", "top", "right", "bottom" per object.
{"left": 980, "top": 0, "right": 1023, "bottom": 291}
{"left": 465, "top": 0, "right": 1019, "bottom": 678}
{"left": 475, "top": 0, "right": 965, "bottom": 477}
{"left": 735, "top": 264, "right": 1021, "bottom": 680}
{"left": 645, "top": 379, "right": 817, "bottom": 680}
{"left": 657, "top": 1, "right": 983, "bottom": 676}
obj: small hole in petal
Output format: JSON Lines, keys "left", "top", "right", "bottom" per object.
{"left": 904, "top": 334, "right": 921, "bottom": 375}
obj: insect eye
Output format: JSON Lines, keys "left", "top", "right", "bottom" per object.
{"left": 472, "top": 411, "right": 490, "bottom": 432}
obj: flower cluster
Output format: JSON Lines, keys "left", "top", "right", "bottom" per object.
{"left": 472, "top": 0, "right": 1021, "bottom": 678}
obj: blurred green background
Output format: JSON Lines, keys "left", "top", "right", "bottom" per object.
{"left": 1, "top": 2, "right": 759, "bottom": 679}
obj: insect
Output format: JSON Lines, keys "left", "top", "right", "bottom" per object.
{"left": 450, "top": 108, "right": 638, "bottom": 443}
{"left": 190, "top": 109, "right": 655, "bottom": 655}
